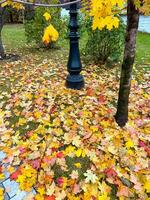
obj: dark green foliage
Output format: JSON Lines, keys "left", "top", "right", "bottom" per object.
{"left": 4, "top": 6, "right": 23, "bottom": 23}
{"left": 83, "top": 17, "right": 125, "bottom": 64}
{"left": 24, "top": 4, "right": 62, "bottom": 48}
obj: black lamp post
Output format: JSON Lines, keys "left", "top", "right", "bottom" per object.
{"left": 60, "top": 0, "right": 84, "bottom": 89}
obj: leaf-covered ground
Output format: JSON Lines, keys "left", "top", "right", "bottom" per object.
{"left": 0, "top": 55, "right": 149, "bottom": 200}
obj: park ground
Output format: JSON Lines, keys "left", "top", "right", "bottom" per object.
{"left": 0, "top": 24, "right": 150, "bottom": 199}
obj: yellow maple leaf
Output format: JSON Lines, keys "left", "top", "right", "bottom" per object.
{"left": 74, "top": 162, "right": 81, "bottom": 168}
{"left": 0, "top": 188, "right": 4, "bottom": 200}
{"left": 25, "top": 93, "right": 33, "bottom": 100}
{"left": 85, "top": 183, "right": 99, "bottom": 197}
{"left": 34, "top": 111, "right": 41, "bottom": 119}
{"left": 35, "top": 194, "right": 44, "bottom": 200}
{"left": 43, "top": 12, "right": 51, "bottom": 21}
{"left": 64, "top": 145, "right": 75, "bottom": 155}
{"left": 18, "top": 118, "right": 26, "bottom": 126}
{"left": 75, "top": 148, "right": 85, "bottom": 157}
{"left": 125, "top": 139, "right": 134, "bottom": 149}
{"left": 0, "top": 174, "right": 5, "bottom": 180}
{"left": 89, "top": 0, "right": 124, "bottom": 30}
{"left": 144, "top": 181, "right": 150, "bottom": 193}
{"left": 42, "top": 24, "right": 59, "bottom": 44}
{"left": 98, "top": 193, "right": 110, "bottom": 200}
{"left": 37, "top": 187, "right": 45, "bottom": 195}
{"left": 7, "top": 166, "right": 15, "bottom": 174}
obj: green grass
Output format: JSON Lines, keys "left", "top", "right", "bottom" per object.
{"left": 1, "top": 24, "right": 150, "bottom": 66}
{"left": 136, "top": 32, "right": 150, "bottom": 65}
{"left": 2, "top": 24, "right": 69, "bottom": 65}
{"left": 2, "top": 24, "right": 26, "bottom": 50}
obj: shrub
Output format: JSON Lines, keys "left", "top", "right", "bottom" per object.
{"left": 24, "top": 1, "right": 63, "bottom": 48}
{"left": 83, "top": 17, "right": 125, "bottom": 64}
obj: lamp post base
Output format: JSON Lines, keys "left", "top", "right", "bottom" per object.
{"left": 66, "top": 74, "right": 84, "bottom": 90}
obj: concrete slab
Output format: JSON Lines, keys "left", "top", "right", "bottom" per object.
{"left": 3, "top": 179, "right": 20, "bottom": 198}
{"left": 0, "top": 151, "right": 6, "bottom": 162}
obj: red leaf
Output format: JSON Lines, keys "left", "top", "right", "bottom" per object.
{"left": 51, "top": 147, "right": 57, "bottom": 152}
{"left": 139, "top": 140, "right": 150, "bottom": 156}
{"left": 139, "top": 140, "right": 146, "bottom": 147}
{"left": 0, "top": 165, "right": 2, "bottom": 173}
{"left": 57, "top": 177, "right": 64, "bottom": 187}
{"left": 50, "top": 105, "right": 57, "bottom": 114}
{"left": 104, "top": 168, "right": 117, "bottom": 178}
{"left": 10, "top": 170, "right": 21, "bottom": 180}
{"left": 56, "top": 152, "right": 64, "bottom": 158}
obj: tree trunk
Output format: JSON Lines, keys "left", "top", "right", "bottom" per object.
{"left": 9, "top": 11, "right": 13, "bottom": 23}
{"left": 24, "top": 5, "right": 35, "bottom": 21}
{"left": 115, "top": 0, "right": 140, "bottom": 127}
{"left": 0, "top": 7, "right": 5, "bottom": 59}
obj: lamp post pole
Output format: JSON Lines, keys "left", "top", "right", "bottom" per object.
{"left": 66, "top": 0, "right": 84, "bottom": 89}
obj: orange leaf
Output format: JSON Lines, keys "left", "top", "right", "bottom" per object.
{"left": 45, "top": 195, "right": 55, "bottom": 200}
{"left": 98, "top": 94, "right": 106, "bottom": 104}
{"left": 86, "top": 88, "right": 94, "bottom": 96}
